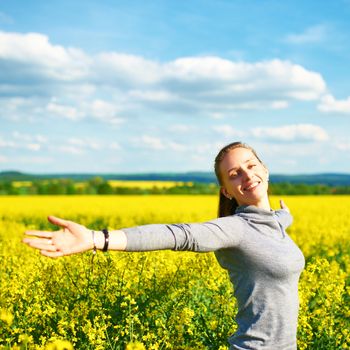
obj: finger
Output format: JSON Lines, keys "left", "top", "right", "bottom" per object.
{"left": 24, "top": 240, "right": 58, "bottom": 252}
{"left": 23, "top": 237, "right": 54, "bottom": 245}
{"left": 48, "top": 216, "right": 70, "bottom": 228}
{"left": 279, "top": 199, "right": 290, "bottom": 212}
{"left": 24, "top": 230, "right": 54, "bottom": 238}
{"left": 41, "top": 250, "right": 65, "bottom": 258}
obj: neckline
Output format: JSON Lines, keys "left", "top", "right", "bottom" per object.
{"left": 235, "top": 205, "right": 286, "bottom": 240}
{"left": 235, "top": 205, "right": 274, "bottom": 217}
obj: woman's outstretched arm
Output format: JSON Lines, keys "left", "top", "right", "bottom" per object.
{"left": 24, "top": 201, "right": 288, "bottom": 257}
{"left": 23, "top": 215, "right": 127, "bottom": 258}
{"left": 23, "top": 213, "right": 243, "bottom": 257}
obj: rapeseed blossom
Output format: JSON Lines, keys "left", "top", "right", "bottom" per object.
{"left": 0, "top": 195, "right": 349, "bottom": 349}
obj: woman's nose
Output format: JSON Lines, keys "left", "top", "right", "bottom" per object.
{"left": 242, "top": 168, "right": 254, "bottom": 180}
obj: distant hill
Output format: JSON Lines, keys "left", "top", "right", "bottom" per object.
{"left": 269, "top": 173, "right": 350, "bottom": 186}
{"left": 1, "top": 171, "right": 350, "bottom": 186}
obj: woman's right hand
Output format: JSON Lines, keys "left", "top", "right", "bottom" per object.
{"left": 279, "top": 199, "right": 290, "bottom": 213}
{"left": 23, "top": 216, "right": 93, "bottom": 258}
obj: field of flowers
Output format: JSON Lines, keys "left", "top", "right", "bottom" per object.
{"left": 0, "top": 195, "right": 349, "bottom": 350}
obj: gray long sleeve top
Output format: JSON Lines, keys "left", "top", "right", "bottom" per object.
{"left": 121, "top": 205, "right": 305, "bottom": 350}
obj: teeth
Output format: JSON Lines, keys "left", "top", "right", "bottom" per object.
{"left": 245, "top": 182, "right": 259, "bottom": 190}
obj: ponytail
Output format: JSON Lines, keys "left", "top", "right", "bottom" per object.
{"left": 218, "top": 192, "right": 239, "bottom": 218}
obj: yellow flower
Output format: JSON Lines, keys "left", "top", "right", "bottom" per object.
{"left": 0, "top": 308, "right": 14, "bottom": 326}
{"left": 45, "top": 339, "right": 74, "bottom": 350}
{"left": 125, "top": 342, "right": 146, "bottom": 350}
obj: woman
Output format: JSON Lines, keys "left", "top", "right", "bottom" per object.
{"left": 23, "top": 141, "right": 305, "bottom": 350}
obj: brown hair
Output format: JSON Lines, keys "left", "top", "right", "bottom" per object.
{"left": 214, "top": 141, "right": 264, "bottom": 217}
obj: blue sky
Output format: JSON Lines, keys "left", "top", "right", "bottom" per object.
{"left": 1, "top": 0, "right": 350, "bottom": 174}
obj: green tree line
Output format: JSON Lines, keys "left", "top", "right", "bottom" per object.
{"left": 1, "top": 177, "right": 350, "bottom": 195}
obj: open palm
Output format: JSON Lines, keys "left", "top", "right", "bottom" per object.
{"left": 23, "top": 216, "right": 92, "bottom": 258}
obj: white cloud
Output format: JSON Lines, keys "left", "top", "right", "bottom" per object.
{"left": 16, "top": 156, "right": 53, "bottom": 164}
{"left": 195, "top": 141, "right": 227, "bottom": 155}
{"left": 66, "top": 137, "right": 102, "bottom": 151}
{"left": 0, "top": 31, "right": 90, "bottom": 81}
{"left": 67, "top": 138, "right": 85, "bottom": 146}
{"left": 45, "top": 99, "right": 125, "bottom": 124}
{"left": 136, "top": 135, "right": 166, "bottom": 150}
{"left": 0, "top": 30, "right": 329, "bottom": 124}
{"left": 47, "top": 102, "right": 83, "bottom": 121}
{"left": 133, "top": 135, "right": 188, "bottom": 152}
{"left": 251, "top": 124, "right": 329, "bottom": 142}
{"left": 58, "top": 145, "right": 85, "bottom": 155}
{"left": 95, "top": 52, "right": 160, "bottom": 86}
{"left": 1, "top": 133, "right": 48, "bottom": 151}
{"left": 129, "top": 90, "right": 176, "bottom": 103}
{"left": 168, "top": 141, "right": 187, "bottom": 152}
{"left": 0, "top": 137, "right": 16, "bottom": 148}
{"left": 89, "top": 141, "right": 102, "bottom": 150}
{"left": 35, "top": 135, "right": 48, "bottom": 143}
{"left": 168, "top": 124, "right": 193, "bottom": 132}
{"left": 213, "top": 125, "right": 245, "bottom": 137}
{"left": 158, "top": 57, "right": 326, "bottom": 106}
{"left": 285, "top": 25, "right": 327, "bottom": 44}
{"left": 88, "top": 99, "right": 124, "bottom": 124}
{"left": 110, "top": 142, "right": 121, "bottom": 150}
{"left": 335, "top": 142, "right": 350, "bottom": 151}
{"left": 209, "top": 112, "right": 226, "bottom": 119}
{"left": 271, "top": 101, "right": 289, "bottom": 109}
{"left": 12, "top": 131, "right": 48, "bottom": 144}
{"left": 318, "top": 94, "right": 350, "bottom": 114}
{"left": 1, "top": 98, "right": 41, "bottom": 121}
{"left": 26, "top": 143, "right": 41, "bottom": 151}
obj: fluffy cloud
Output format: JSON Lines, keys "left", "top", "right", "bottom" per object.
{"left": 134, "top": 135, "right": 166, "bottom": 150}
{"left": 46, "top": 102, "right": 83, "bottom": 121}
{"left": 26, "top": 143, "right": 41, "bottom": 151}
{"left": 168, "top": 124, "right": 193, "bottom": 132}
{"left": 53, "top": 137, "right": 105, "bottom": 155}
{"left": 0, "top": 31, "right": 328, "bottom": 123}
{"left": 57, "top": 145, "right": 85, "bottom": 155}
{"left": 0, "top": 132, "right": 48, "bottom": 150}
{"left": 132, "top": 135, "right": 187, "bottom": 152}
{"left": 251, "top": 124, "right": 329, "bottom": 142}
{"left": 335, "top": 142, "right": 350, "bottom": 151}
{"left": 0, "top": 137, "right": 16, "bottom": 148}
{"left": 318, "top": 94, "right": 350, "bottom": 114}
{"left": 12, "top": 131, "right": 48, "bottom": 143}
{"left": 0, "top": 31, "right": 90, "bottom": 82}
{"left": 213, "top": 125, "right": 245, "bottom": 137}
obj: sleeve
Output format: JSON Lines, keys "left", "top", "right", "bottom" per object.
{"left": 121, "top": 215, "right": 244, "bottom": 252}
{"left": 274, "top": 209, "right": 293, "bottom": 229}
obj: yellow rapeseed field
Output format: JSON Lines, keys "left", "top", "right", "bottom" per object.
{"left": 0, "top": 195, "right": 349, "bottom": 349}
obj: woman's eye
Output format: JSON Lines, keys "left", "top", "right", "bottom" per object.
{"left": 229, "top": 173, "right": 238, "bottom": 178}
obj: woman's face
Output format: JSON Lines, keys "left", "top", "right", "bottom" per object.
{"left": 219, "top": 147, "right": 269, "bottom": 207}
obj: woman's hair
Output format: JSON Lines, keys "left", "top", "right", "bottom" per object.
{"left": 214, "top": 141, "right": 264, "bottom": 218}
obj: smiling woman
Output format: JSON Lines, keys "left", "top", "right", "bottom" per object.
{"left": 23, "top": 141, "right": 305, "bottom": 350}
{"left": 214, "top": 142, "right": 270, "bottom": 217}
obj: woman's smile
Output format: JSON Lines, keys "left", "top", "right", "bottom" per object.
{"left": 243, "top": 181, "right": 261, "bottom": 192}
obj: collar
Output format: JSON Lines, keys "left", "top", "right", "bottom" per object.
{"left": 235, "top": 205, "right": 274, "bottom": 217}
